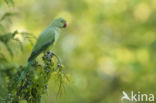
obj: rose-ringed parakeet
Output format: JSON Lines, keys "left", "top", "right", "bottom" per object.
{"left": 18, "top": 18, "right": 67, "bottom": 83}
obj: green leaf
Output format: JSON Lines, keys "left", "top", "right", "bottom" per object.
{"left": 4, "top": 0, "right": 14, "bottom": 5}
{"left": 5, "top": 43, "right": 13, "bottom": 57}
{"left": 1, "top": 12, "right": 17, "bottom": 21}
{"left": 13, "top": 38, "right": 24, "bottom": 52}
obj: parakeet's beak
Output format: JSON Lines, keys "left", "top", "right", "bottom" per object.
{"left": 63, "top": 22, "right": 67, "bottom": 28}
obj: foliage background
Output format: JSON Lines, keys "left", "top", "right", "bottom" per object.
{"left": 0, "top": 0, "right": 156, "bottom": 103}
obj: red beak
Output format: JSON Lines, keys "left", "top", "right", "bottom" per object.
{"left": 63, "top": 22, "right": 67, "bottom": 28}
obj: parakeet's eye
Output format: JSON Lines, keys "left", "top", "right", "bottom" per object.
{"left": 61, "top": 20, "right": 65, "bottom": 23}
{"left": 60, "top": 19, "right": 67, "bottom": 28}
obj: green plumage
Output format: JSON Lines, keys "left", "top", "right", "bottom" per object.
{"left": 18, "top": 18, "right": 67, "bottom": 83}
{"left": 28, "top": 27, "right": 55, "bottom": 61}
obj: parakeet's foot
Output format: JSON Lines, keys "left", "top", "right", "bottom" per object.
{"left": 43, "top": 51, "right": 62, "bottom": 69}
{"left": 46, "top": 51, "right": 63, "bottom": 69}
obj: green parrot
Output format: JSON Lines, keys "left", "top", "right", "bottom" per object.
{"left": 18, "top": 17, "right": 67, "bottom": 83}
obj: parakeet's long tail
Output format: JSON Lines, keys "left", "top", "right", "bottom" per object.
{"left": 18, "top": 61, "right": 32, "bottom": 84}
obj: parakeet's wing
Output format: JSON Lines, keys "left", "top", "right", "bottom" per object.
{"left": 28, "top": 28, "right": 55, "bottom": 62}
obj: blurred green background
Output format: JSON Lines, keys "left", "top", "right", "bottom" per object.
{"left": 0, "top": 0, "right": 156, "bottom": 103}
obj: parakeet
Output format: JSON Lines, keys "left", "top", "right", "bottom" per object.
{"left": 18, "top": 18, "right": 67, "bottom": 83}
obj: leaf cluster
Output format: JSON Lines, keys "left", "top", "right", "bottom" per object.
{"left": 3, "top": 51, "right": 69, "bottom": 103}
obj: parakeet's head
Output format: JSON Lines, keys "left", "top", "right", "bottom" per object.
{"left": 51, "top": 18, "right": 67, "bottom": 28}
